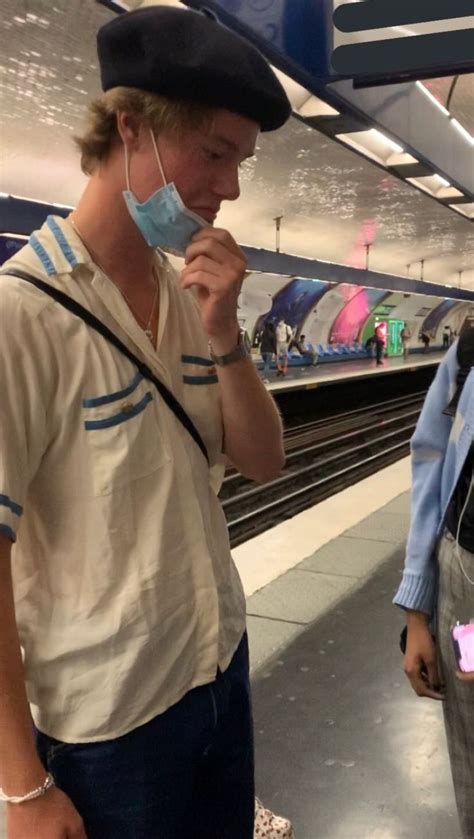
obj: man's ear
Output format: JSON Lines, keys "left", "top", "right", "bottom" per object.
{"left": 116, "top": 111, "right": 142, "bottom": 151}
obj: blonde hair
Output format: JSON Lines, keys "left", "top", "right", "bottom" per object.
{"left": 74, "top": 87, "right": 213, "bottom": 175}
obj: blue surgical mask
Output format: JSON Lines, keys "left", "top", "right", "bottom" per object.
{"left": 122, "top": 131, "right": 208, "bottom": 256}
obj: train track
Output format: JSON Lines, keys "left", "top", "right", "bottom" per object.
{"left": 220, "top": 391, "right": 426, "bottom": 548}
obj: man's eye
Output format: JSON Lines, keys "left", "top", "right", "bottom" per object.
{"left": 203, "top": 148, "right": 223, "bottom": 161}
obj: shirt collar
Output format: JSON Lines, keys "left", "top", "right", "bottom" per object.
{"left": 28, "top": 214, "right": 168, "bottom": 278}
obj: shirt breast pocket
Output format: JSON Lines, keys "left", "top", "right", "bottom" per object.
{"left": 82, "top": 373, "right": 169, "bottom": 496}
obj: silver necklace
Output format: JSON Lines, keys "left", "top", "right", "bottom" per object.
{"left": 69, "top": 217, "right": 158, "bottom": 344}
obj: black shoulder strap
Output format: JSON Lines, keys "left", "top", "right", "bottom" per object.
{"left": 0, "top": 269, "right": 209, "bottom": 464}
{"left": 443, "top": 327, "right": 474, "bottom": 417}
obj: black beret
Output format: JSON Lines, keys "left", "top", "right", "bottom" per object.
{"left": 97, "top": 6, "right": 291, "bottom": 132}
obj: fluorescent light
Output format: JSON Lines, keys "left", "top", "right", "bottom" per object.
{"left": 451, "top": 118, "right": 474, "bottom": 146}
{"left": 0, "top": 232, "right": 29, "bottom": 240}
{"left": 386, "top": 152, "right": 419, "bottom": 166}
{"left": 416, "top": 82, "right": 450, "bottom": 117}
{"left": 298, "top": 96, "right": 339, "bottom": 118}
{"left": 0, "top": 192, "right": 10, "bottom": 198}
{"left": 449, "top": 203, "right": 474, "bottom": 220}
{"left": 438, "top": 187, "right": 465, "bottom": 199}
{"left": 270, "top": 67, "right": 340, "bottom": 117}
{"left": 335, "top": 128, "right": 404, "bottom": 166}
{"left": 371, "top": 129, "right": 403, "bottom": 155}
{"left": 271, "top": 67, "right": 311, "bottom": 111}
{"left": 406, "top": 174, "right": 461, "bottom": 199}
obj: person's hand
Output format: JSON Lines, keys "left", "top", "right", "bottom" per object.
{"left": 403, "top": 612, "right": 445, "bottom": 701}
{"left": 7, "top": 784, "right": 87, "bottom": 838}
{"left": 181, "top": 228, "right": 246, "bottom": 342}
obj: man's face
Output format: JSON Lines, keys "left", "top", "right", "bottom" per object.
{"left": 130, "top": 109, "right": 259, "bottom": 223}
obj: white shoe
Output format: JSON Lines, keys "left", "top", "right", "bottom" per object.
{"left": 254, "top": 797, "right": 295, "bottom": 838}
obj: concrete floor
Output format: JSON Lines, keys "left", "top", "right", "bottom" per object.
{"left": 252, "top": 549, "right": 460, "bottom": 839}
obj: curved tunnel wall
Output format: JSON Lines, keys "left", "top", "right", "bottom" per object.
{"left": 252, "top": 277, "right": 329, "bottom": 340}
{"left": 329, "top": 287, "right": 389, "bottom": 344}
{"left": 422, "top": 299, "right": 464, "bottom": 340}
{"left": 303, "top": 284, "right": 361, "bottom": 345}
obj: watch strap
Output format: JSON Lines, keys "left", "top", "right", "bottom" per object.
{"left": 209, "top": 329, "right": 250, "bottom": 367}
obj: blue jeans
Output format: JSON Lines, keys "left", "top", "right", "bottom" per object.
{"left": 35, "top": 634, "right": 254, "bottom": 838}
{"left": 261, "top": 352, "right": 272, "bottom": 374}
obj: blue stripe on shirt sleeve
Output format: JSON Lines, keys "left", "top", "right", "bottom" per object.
{"left": 0, "top": 494, "right": 23, "bottom": 517}
{"left": 0, "top": 524, "right": 16, "bottom": 542}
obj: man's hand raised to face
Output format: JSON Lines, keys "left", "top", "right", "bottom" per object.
{"left": 181, "top": 228, "right": 246, "bottom": 346}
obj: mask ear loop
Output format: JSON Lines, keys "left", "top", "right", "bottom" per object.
{"left": 150, "top": 130, "right": 167, "bottom": 186}
{"left": 124, "top": 143, "right": 132, "bottom": 192}
{"left": 124, "top": 133, "right": 167, "bottom": 192}
{"left": 455, "top": 470, "right": 474, "bottom": 586}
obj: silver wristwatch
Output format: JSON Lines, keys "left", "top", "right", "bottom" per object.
{"left": 208, "top": 328, "right": 251, "bottom": 367}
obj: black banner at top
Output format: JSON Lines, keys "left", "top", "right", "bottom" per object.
{"left": 334, "top": 0, "right": 474, "bottom": 32}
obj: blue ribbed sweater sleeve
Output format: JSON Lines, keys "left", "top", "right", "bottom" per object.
{"left": 393, "top": 344, "right": 459, "bottom": 616}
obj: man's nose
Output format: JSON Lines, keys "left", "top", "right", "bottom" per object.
{"left": 214, "top": 165, "right": 240, "bottom": 202}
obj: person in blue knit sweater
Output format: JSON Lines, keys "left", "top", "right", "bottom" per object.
{"left": 394, "top": 340, "right": 474, "bottom": 838}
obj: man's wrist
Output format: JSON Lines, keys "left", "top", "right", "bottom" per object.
{"left": 207, "top": 326, "right": 240, "bottom": 357}
{"left": 1, "top": 761, "right": 52, "bottom": 801}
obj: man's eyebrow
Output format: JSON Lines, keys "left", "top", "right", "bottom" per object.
{"left": 213, "top": 135, "right": 256, "bottom": 159}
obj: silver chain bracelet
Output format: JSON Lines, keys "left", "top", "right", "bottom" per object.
{"left": 0, "top": 773, "right": 54, "bottom": 804}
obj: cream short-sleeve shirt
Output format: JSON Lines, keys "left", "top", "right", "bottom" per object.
{"left": 0, "top": 215, "right": 246, "bottom": 742}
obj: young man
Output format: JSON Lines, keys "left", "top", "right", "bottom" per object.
{"left": 275, "top": 318, "right": 292, "bottom": 377}
{"left": 291, "top": 333, "right": 317, "bottom": 365}
{"left": 0, "top": 7, "right": 290, "bottom": 838}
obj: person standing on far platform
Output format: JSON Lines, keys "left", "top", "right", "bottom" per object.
{"left": 0, "top": 7, "right": 292, "bottom": 839}
{"left": 259, "top": 320, "right": 277, "bottom": 383}
{"left": 394, "top": 333, "right": 474, "bottom": 839}
{"left": 374, "top": 324, "right": 385, "bottom": 366}
{"left": 275, "top": 318, "right": 292, "bottom": 377}
{"left": 420, "top": 329, "right": 431, "bottom": 352}
{"left": 400, "top": 325, "right": 411, "bottom": 361}
{"left": 443, "top": 325, "right": 451, "bottom": 350}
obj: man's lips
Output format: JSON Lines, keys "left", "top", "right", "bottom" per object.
{"left": 192, "top": 207, "right": 218, "bottom": 223}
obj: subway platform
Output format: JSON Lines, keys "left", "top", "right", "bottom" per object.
{"left": 262, "top": 351, "right": 445, "bottom": 393}
{"left": 245, "top": 481, "right": 458, "bottom": 838}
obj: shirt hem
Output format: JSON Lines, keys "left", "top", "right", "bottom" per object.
{"left": 30, "top": 630, "right": 246, "bottom": 744}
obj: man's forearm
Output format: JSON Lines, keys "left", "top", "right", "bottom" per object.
{"left": 0, "top": 537, "right": 47, "bottom": 796}
{"left": 215, "top": 355, "right": 284, "bottom": 483}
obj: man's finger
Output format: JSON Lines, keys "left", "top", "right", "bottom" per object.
{"left": 181, "top": 255, "right": 221, "bottom": 281}
{"left": 189, "top": 227, "right": 244, "bottom": 259}
{"left": 185, "top": 238, "right": 229, "bottom": 266}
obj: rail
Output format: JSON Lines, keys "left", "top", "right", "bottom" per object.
{"left": 221, "top": 393, "right": 425, "bottom": 548}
